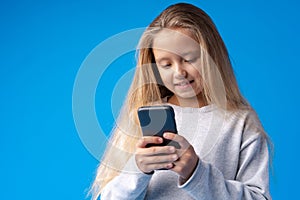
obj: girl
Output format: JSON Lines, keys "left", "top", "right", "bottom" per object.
{"left": 90, "top": 3, "right": 271, "bottom": 200}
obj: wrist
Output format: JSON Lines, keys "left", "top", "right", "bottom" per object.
{"left": 180, "top": 156, "right": 199, "bottom": 185}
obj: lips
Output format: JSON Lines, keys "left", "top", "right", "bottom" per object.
{"left": 174, "top": 80, "right": 194, "bottom": 86}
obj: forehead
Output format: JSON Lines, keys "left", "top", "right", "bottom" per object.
{"left": 152, "top": 29, "right": 200, "bottom": 57}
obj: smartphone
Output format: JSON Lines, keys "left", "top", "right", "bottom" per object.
{"left": 137, "top": 105, "right": 180, "bottom": 148}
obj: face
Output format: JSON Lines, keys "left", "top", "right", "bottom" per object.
{"left": 152, "top": 29, "right": 204, "bottom": 105}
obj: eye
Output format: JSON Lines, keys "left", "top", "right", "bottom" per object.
{"left": 184, "top": 58, "right": 197, "bottom": 63}
{"left": 158, "top": 63, "right": 172, "bottom": 68}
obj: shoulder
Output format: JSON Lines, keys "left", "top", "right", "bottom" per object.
{"left": 228, "top": 108, "right": 267, "bottom": 144}
{"left": 226, "top": 108, "right": 263, "bottom": 128}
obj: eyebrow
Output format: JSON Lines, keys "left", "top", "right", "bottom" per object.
{"left": 155, "top": 51, "right": 199, "bottom": 62}
{"left": 181, "top": 51, "right": 199, "bottom": 57}
{"left": 155, "top": 57, "right": 169, "bottom": 63}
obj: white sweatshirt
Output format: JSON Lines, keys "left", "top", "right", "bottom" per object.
{"left": 101, "top": 104, "right": 271, "bottom": 199}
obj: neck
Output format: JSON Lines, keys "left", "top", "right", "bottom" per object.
{"left": 168, "top": 94, "right": 206, "bottom": 108}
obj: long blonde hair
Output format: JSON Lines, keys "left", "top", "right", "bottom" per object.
{"left": 90, "top": 3, "right": 249, "bottom": 199}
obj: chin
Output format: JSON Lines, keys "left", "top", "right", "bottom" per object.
{"left": 176, "top": 93, "right": 198, "bottom": 99}
{"left": 175, "top": 89, "right": 203, "bottom": 100}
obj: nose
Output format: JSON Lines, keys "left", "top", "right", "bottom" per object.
{"left": 174, "top": 64, "right": 187, "bottom": 79}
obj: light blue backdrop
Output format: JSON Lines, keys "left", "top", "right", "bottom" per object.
{"left": 1, "top": 0, "right": 299, "bottom": 199}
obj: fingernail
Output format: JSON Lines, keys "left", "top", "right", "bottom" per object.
{"left": 166, "top": 163, "right": 173, "bottom": 169}
{"left": 172, "top": 155, "right": 178, "bottom": 160}
{"left": 158, "top": 138, "right": 163, "bottom": 143}
{"left": 169, "top": 146, "right": 175, "bottom": 152}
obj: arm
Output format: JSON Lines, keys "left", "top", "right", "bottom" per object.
{"left": 101, "top": 136, "right": 178, "bottom": 200}
{"left": 100, "top": 156, "right": 152, "bottom": 200}
{"left": 179, "top": 133, "right": 271, "bottom": 200}
{"left": 101, "top": 171, "right": 152, "bottom": 200}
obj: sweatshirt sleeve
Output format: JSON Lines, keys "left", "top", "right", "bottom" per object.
{"left": 100, "top": 156, "right": 152, "bottom": 200}
{"left": 179, "top": 133, "right": 271, "bottom": 200}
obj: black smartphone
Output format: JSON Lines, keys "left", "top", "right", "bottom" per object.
{"left": 137, "top": 105, "right": 180, "bottom": 148}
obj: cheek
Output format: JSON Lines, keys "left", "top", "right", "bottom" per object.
{"left": 158, "top": 69, "right": 173, "bottom": 84}
{"left": 188, "top": 68, "right": 203, "bottom": 89}
{"left": 189, "top": 67, "right": 202, "bottom": 81}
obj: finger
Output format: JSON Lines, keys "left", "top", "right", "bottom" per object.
{"left": 138, "top": 153, "right": 178, "bottom": 165}
{"left": 135, "top": 153, "right": 177, "bottom": 173}
{"left": 169, "top": 158, "right": 189, "bottom": 177}
{"left": 169, "top": 163, "right": 183, "bottom": 176}
{"left": 163, "top": 132, "right": 189, "bottom": 149}
{"left": 136, "top": 136, "right": 163, "bottom": 148}
{"left": 174, "top": 145, "right": 196, "bottom": 162}
{"left": 172, "top": 159, "right": 184, "bottom": 168}
{"left": 144, "top": 162, "right": 174, "bottom": 172}
{"left": 137, "top": 145, "right": 176, "bottom": 156}
{"left": 170, "top": 153, "right": 199, "bottom": 179}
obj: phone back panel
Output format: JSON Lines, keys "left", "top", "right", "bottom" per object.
{"left": 137, "top": 105, "right": 179, "bottom": 148}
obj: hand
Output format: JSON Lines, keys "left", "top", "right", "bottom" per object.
{"left": 135, "top": 136, "right": 179, "bottom": 174}
{"left": 163, "top": 132, "right": 199, "bottom": 184}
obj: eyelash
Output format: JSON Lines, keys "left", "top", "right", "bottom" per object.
{"left": 160, "top": 63, "right": 172, "bottom": 68}
{"left": 184, "top": 58, "right": 196, "bottom": 63}
{"left": 158, "top": 58, "right": 197, "bottom": 68}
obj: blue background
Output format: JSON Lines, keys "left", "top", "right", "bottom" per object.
{"left": 1, "top": 0, "right": 299, "bottom": 199}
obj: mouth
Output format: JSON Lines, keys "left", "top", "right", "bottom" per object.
{"left": 174, "top": 80, "right": 194, "bottom": 86}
